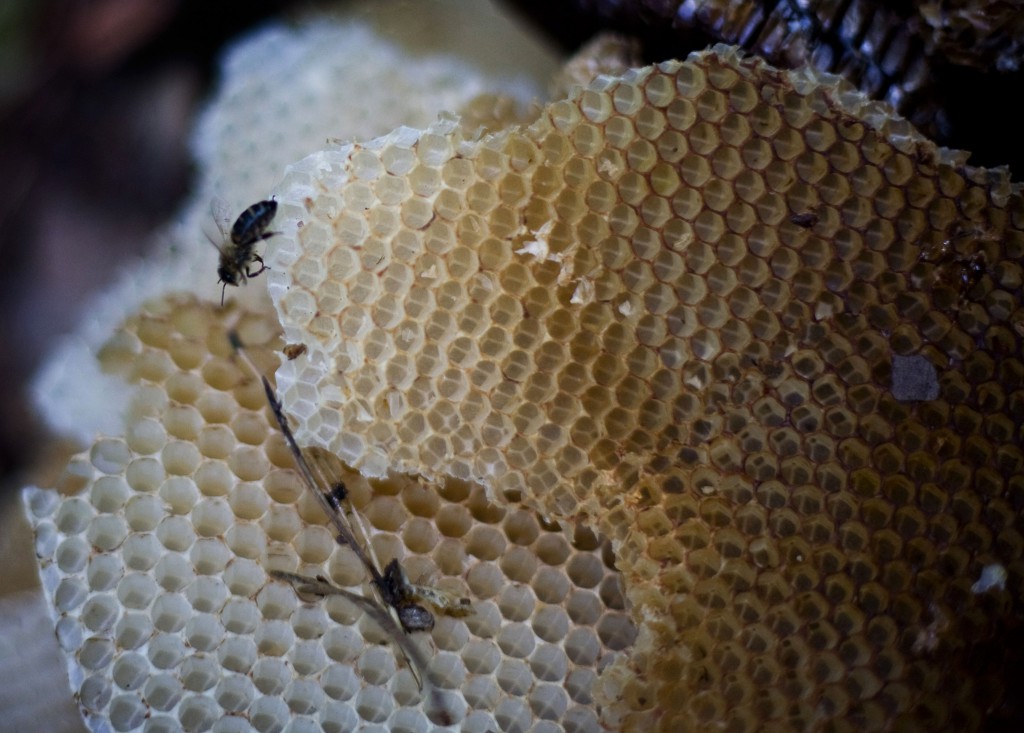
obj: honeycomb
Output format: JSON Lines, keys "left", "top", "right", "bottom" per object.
{"left": 26, "top": 295, "right": 637, "bottom": 732}
{"left": 546, "top": 1, "right": 1024, "bottom": 157}
{"left": 192, "top": 14, "right": 554, "bottom": 215}
{"left": 31, "top": 6, "right": 558, "bottom": 447}
{"left": 263, "top": 45, "right": 1024, "bottom": 730}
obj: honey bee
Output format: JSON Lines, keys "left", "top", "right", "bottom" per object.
{"left": 208, "top": 198, "right": 278, "bottom": 305}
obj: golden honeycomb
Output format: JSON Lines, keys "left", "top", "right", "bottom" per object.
{"left": 570, "top": 0, "right": 1024, "bottom": 147}
{"left": 30, "top": 10, "right": 558, "bottom": 448}
{"left": 27, "top": 295, "right": 637, "bottom": 732}
{"left": 261, "top": 45, "right": 1024, "bottom": 730}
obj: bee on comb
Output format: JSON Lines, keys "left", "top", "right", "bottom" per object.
{"left": 208, "top": 198, "right": 278, "bottom": 306}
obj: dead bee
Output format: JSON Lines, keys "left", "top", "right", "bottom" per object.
{"left": 208, "top": 198, "right": 278, "bottom": 306}
{"left": 378, "top": 559, "right": 436, "bottom": 632}
{"left": 268, "top": 569, "right": 436, "bottom": 685}
{"left": 300, "top": 445, "right": 469, "bottom": 631}
{"left": 377, "top": 558, "right": 475, "bottom": 633}
{"left": 227, "top": 331, "right": 473, "bottom": 702}
{"left": 283, "top": 343, "right": 307, "bottom": 360}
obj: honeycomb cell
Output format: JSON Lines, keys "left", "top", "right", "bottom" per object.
{"left": 120, "top": 515, "right": 162, "bottom": 561}
{"left": 111, "top": 609, "right": 152, "bottom": 651}
{"left": 250, "top": 695, "right": 292, "bottom": 731}
{"left": 214, "top": 675, "right": 255, "bottom": 714}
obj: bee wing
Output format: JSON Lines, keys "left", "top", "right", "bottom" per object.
{"left": 304, "top": 445, "right": 347, "bottom": 488}
{"left": 303, "top": 446, "right": 380, "bottom": 566}
{"left": 202, "top": 196, "right": 234, "bottom": 248}
{"left": 407, "top": 580, "right": 476, "bottom": 618}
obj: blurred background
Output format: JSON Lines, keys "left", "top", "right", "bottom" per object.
{"left": 0, "top": 0, "right": 297, "bottom": 504}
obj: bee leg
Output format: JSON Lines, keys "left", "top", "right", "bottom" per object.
{"left": 246, "top": 255, "right": 270, "bottom": 279}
